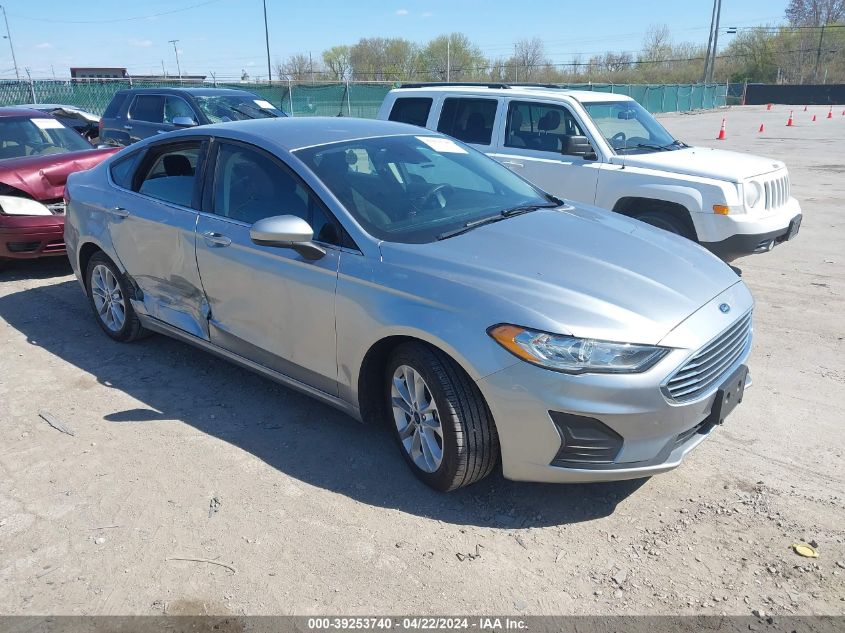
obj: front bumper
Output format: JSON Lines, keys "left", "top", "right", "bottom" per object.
{"left": 0, "top": 215, "right": 66, "bottom": 259}
{"left": 697, "top": 198, "right": 802, "bottom": 261}
{"left": 477, "top": 283, "right": 754, "bottom": 483}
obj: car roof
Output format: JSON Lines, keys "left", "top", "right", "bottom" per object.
{"left": 116, "top": 87, "right": 258, "bottom": 97}
{"left": 388, "top": 85, "right": 635, "bottom": 104}
{"left": 171, "top": 116, "right": 437, "bottom": 151}
{"left": 0, "top": 107, "right": 54, "bottom": 118}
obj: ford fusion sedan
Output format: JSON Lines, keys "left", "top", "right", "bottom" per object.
{"left": 65, "top": 118, "right": 753, "bottom": 491}
{"left": 0, "top": 108, "right": 118, "bottom": 265}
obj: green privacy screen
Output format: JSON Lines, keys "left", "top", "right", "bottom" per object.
{"left": 0, "top": 80, "right": 727, "bottom": 118}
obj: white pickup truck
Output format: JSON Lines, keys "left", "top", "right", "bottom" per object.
{"left": 377, "top": 84, "right": 802, "bottom": 261}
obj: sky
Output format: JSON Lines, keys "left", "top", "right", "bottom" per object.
{"left": 1, "top": 0, "right": 790, "bottom": 80}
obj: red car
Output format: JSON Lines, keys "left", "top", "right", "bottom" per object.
{"left": 0, "top": 107, "right": 118, "bottom": 265}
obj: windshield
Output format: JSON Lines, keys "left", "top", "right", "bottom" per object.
{"left": 583, "top": 101, "right": 679, "bottom": 154}
{"left": 0, "top": 116, "right": 92, "bottom": 160}
{"left": 295, "top": 135, "right": 554, "bottom": 244}
{"left": 194, "top": 95, "right": 284, "bottom": 123}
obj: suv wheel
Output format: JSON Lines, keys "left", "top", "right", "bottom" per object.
{"left": 635, "top": 210, "right": 694, "bottom": 240}
{"left": 86, "top": 252, "right": 145, "bottom": 342}
{"left": 386, "top": 342, "right": 499, "bottom": 491}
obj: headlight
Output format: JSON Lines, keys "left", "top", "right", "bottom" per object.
{"left": 488, "top": 324, "right": 669, "bottom": 374}
{"left": 0, "top": 195, "right": 52, "bottom": 216}
{"left": 744, "top": 180, "right": 763, "bottom": 208}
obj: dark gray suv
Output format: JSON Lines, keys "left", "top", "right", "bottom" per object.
{"left": 99, "top": 87, "right": 286, "bottom": 146}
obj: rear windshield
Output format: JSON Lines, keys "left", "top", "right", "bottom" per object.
{"left": 194, "top": 95, "right": 285, "bottom": 122}
{"left": 0, "top": 116, "right": 92, "bottom": 160}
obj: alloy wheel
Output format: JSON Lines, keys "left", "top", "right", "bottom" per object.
{"left": 391, "top": 364, "right": 444, "bottom": 473}
{"left": 90, "top": 264, "right": 126, "bottom": 332}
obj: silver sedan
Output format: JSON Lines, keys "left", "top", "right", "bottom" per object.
{"left": 64, "top": 117, "right": 753, "bottom": 491}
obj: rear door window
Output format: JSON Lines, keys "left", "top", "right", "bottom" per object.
{"left": 436, "top": 97, "right": 497, "bottom": 146}
{"left": 388, "top": 98, "right": 433, "bottom": 127}
{"left": 129, "top": 95, "right": 165, "bottom": 124}
{"left": 134, "top": 141, "right": 204, "bottom": 208}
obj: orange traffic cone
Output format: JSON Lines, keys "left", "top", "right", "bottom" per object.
{"left": 787, "top": 111, "right": 794, "bottom": 126}
{"left": 717, "top": 118, "right": 726, "bottom": 140}
{"left": 766, "top": 103, "right": 773, "bottom": 110}
{"left": 842, "top": 109, "right": 845, "bottom": 116}
{"left": 812, "top": 114, "right": 817, "bottom": 122}
{"left": 758, "top": 123, "right": 765, "bottom": 133}
{"left": 827, "top": 106, "right": 833, "bottom": 119}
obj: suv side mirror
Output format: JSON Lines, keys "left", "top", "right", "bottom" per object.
{"left": 562, "top": 135, "right": 597, "bottom": 161}
{"left": 172, "top": 116, "right": 197, "bottom": 128}
{"left": 250, "top": 215, "right": 326, "bottom": 260}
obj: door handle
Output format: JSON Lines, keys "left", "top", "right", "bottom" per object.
{"left": 155, "top": 129, "right": 167, "bottom": 134}
{"left": 108, "top": 206, "right": 129, "bottom": 218}
{"left": 123, "top": 125, "right": 132, "bottom": 131}
{"left": 501, "top": 160, "right": 524, "bottom": 168}
{"left": 202, "top": 231, "right": 232, "bottom": 247}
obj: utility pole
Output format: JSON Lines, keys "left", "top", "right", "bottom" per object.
{"left": 169, "top": 39, "right": 182, "bottom": 83}
{"left": 309, "top": 51, "right": 314, "bottom": 82}
{"left": 0, "top": 4, "right": 20, "bottom": 81}
{"left": 263, "top": 0, "right": 272, "bottom": 82}
{"left": 813, "top": 23, "right": 826, "bottom": 84}
{"left": 707, "top": 0, "right": 722, "bottom": 84}
{"left": 161, "top": 60, "right": 167, "bottom": 78}
{"left": 446, "top": 37, "right": 451, "bottom": 82}
{"left": 701, "top": 0, "right": 718, "bottom": 83}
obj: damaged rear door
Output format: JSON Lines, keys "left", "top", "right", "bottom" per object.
{"left": 107, "top": 137, "right": 210, "bottom": 339}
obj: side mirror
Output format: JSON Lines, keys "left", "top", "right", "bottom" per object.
{"left": 172, "top": 116, "right": 197, "bottom": 128}
{"left": 561, "top": 135, "right": 597, "bottom": 161}
{"left": 250, "top": 215, "right": 326, "bottom": 260}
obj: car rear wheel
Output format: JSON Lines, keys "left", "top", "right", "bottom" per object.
{"left": 635, "top": 210, "right": 694, "bottom": 240}
{"left": 386, "top": 342, "right": 499, "bottom": 491}
{"left": 86, "top": 252, "right": 144, "bottom": 342}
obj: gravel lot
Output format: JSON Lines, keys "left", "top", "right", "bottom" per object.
{"left": 0, "top": 104, "right": 843, "bottom": 617}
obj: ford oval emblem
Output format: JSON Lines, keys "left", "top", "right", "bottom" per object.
{"left": 719, "top": 303, "right": 731, "bottom": 314}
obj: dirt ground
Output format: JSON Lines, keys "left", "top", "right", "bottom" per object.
{"left": 0, "top": 104, "right": 843, "bottom": 617}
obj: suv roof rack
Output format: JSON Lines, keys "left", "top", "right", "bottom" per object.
{"left": 398, "top": 82, "right": 565, "bottom": 90}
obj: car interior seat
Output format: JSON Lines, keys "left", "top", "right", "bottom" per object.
{"left": 537, "top": 110, "right": 562, "bottom": 151}
{"left": 507, "top": 109, "right": 527, "bottom": 147}
{"left": 462, "top": 112, "right": 488, "bottom": 144}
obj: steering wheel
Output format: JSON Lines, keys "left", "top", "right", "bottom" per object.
{"left": 610, "top": 132, "right": 627, "bottom": 147}
{"left": 419, "top": 184, "right": 454, "bottom": 211}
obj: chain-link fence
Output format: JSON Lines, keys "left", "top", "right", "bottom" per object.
{"left": 0, "top": 79, "right": 727, "bottom": 118}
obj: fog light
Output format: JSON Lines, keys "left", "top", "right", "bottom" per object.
{"left": 713, "top": 204, "right": 730, "bottom": 215}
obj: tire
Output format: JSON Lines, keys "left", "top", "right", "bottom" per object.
{"left": 385, "top": 342, "right": 499, "bottom": 492}
{"left": 85, "top": 252, "right": 145, "bottom": 342}
{"left": 635, "top": 210, "right": 695, "bottom": 241}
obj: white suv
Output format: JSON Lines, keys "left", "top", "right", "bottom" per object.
{"left": 378, "top": 85, "right": 802, "bottom": 261}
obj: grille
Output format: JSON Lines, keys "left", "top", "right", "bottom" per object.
{"left": 665, "top": 312, "right": 752, "bottom": 402}
{"left": 763, "top": 173, "right": 790, "bottom": 210}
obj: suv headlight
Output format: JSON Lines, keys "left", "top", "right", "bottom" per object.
{"left": 488, "top": 324, "right": 669, "bottom": 374}
{"left": 744, "top": 180, "right": 763, "bottom": 209}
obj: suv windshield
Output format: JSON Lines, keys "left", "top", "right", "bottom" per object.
{"left": 0, "top": 116, "right": 92, "bottom": 160}
{"left": 295, "top": 135, "right": 554, "bottom": 244}
{"left": 194, "top": 95, "right": 283, "bottom": 123}
{"left": 583, "top": 101, "right": 680, "bottom": 154}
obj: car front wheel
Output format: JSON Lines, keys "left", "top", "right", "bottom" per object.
{"left": 386, "top": 342, "right": 499, "bottom": 491}
{"left": 86, "top": 252, "right": 145, "bottom": 342}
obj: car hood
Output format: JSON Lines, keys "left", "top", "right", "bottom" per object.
{"left": 379, "top": 205, "right": 742, "bottom": 346}
{"left": 0, "top": 148, "right": 118, "bottom": 201}
{"left": 615, "top": 146, "right": 785, "bottom": 183}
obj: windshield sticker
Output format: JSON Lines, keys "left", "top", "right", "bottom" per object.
{"left": 253, "top": 100, "right": 274, "bottom": 109}
{"left": 32, "top": 118, "right": 64, "bottom": 130}
{"left": 416, "top": 136, "right": 468, "bottom": 154}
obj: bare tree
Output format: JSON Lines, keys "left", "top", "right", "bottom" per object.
{"left": 640, "top": 25, "right": 673, "bottom": 63}
{"left": 786, "top": 0, "right": 845, "bottom": 25}
{"left": 511, "top": 37, "right": 549, "bottom": 81}
{"left": 275, "top": 53, "right": 312, "bottom": 81}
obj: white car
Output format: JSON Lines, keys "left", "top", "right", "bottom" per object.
{"left": 378, "top": 85, "right": 802, "bottom": 261}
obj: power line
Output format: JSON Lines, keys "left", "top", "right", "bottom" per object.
{"left": 8, "top": 0, "right": 224, "bottom": 24}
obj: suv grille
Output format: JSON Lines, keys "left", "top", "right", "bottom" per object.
{"left": 763, "top": 173, "right": 790, "bottom": 210}
{"left": 665, "top": 312, "right": 752, "bottom": 402}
